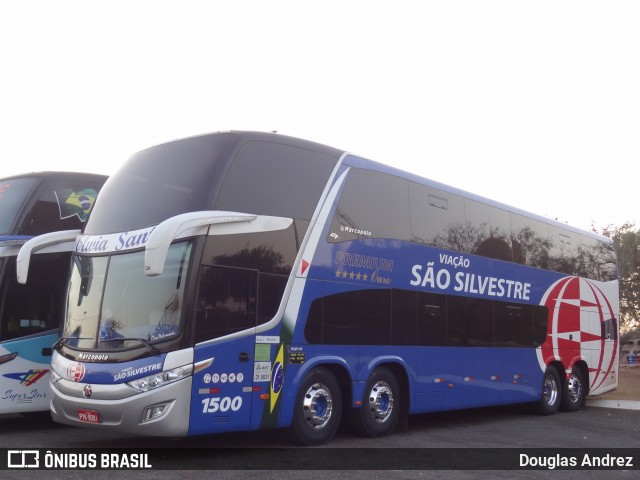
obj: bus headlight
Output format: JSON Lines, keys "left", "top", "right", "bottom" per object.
{"left": 127, "top": 365, "right": 193, "bottom": 392}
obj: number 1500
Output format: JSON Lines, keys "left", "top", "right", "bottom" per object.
{"left": 201, "top": 396, "right": 243, "bottom": 413}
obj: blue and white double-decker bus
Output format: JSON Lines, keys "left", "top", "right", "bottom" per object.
{"left": 0, "top": 171, "right": 106, "bottom": 414}
{"left": 18, "top": 132, "right": 618, "bottom": 443}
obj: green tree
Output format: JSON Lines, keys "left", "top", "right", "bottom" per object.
{"left": 596, "top": 222, "right": 640, "bottom": 333}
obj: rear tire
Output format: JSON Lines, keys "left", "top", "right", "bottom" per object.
{"left": 533, "top": 366, "right": 561, "bottom": 415}
{"left": 353, "top": 367, "right": 401, "bottom": 437}
{"left": 561, "top": 367, "right": 586, "bottom": 412}
{"left": 290, "top": 367, "right": 342, "bottom": 445}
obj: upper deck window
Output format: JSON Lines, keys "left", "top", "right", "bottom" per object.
{"left": 328, "top": 168, "right": 412, "bottom": 243}
{"left": 86, "top": 134, "right": 235, "bottom": 234}
{"left": 0, "top": 177, "right": 38, "bottom": 235}
{"left": 86, "top": 133, "right": 340, "bottom": 235}
{"left": 215, "top": 139, "right": 339, "bottom": 221}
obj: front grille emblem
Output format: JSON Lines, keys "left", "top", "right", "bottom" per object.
{"left": 83, "top": 384, "right": 93, "bottom": 398}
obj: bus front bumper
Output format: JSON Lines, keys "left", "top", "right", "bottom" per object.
{"left": 50, "top": 376, "right": 193, "bottom": 437}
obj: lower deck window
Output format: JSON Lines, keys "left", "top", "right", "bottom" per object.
{"left": 305, "top": 288, "right": 548, "bottom": 348}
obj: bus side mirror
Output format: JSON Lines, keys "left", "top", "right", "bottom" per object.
{"left": 16, "top": 230, "right": 80, "bottom": 284}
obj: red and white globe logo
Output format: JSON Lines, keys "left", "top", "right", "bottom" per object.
{"left": 67, "top": 362, "right": 86, "bottom": 383}
{"left": 537, "top": 277, "right": 618, "bottom": 395}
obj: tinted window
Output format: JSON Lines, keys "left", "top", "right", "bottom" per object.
{"left": 409, "top": 182, "right": 466, "bottom": 251}
{"left": 305, "top": 289, "right": 392, "bottom": 345}
{"left": 0, "top": 177, "right": 38, "bottom": 235}
{"left": 417, "top": 292, "right": 447, "bottom": 346}
{"left": 216, "top": 139, "right": 339, "bottom": 221}
{"left": 465, "top": 199, "right": 513, "bottom": 261}
{"left": 201, "top": 226, "right": 298, "bottom": 275}
{"left": 392, "top": 289, "right": 417, "bottom": 346}
{"left": 447, "top": 296, "right": 494, "bottom": 346}
{"left": 578, "top": 235, "right": 617, "bottom": 281}
{"left": 88, "top": 134, "right": 340, "bottom": 234}
{"left": 493, "top": 303, "right": 532, "bottom": 348}
{"left": 86, "top": 134, "right": 236, "bottom": 234}
{"left": 510, "top": 213, "right": 551, "bottom": 269}
{"left": 257, "top": 273, "right": 288, "bottom": 325}
{"left": 533, "top": 305, "right": 549, "bottom": 346}
{"left": 304, "top": 288, "right": 547, "bottom": 348}
{"left": 329, "top": 169, "right": 411, "bottom": 242}
{"left": 195, "top": 265, "right": 257, "bottom": 343}
{"left": 305, "top": 293, "right": 324, "bottom": 344}
{"left": 547, "top": 226, "right": 579, "bottom": 275}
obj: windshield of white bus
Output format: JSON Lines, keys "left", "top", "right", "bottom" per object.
{"left": 63, "top": 241, "right": 192, "bottom": 350}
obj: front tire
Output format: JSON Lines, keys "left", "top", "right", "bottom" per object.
{"left": 290, "top": 367, "right": 342, "bottom": 445}
{"left": 533, "top": 366, "right": 561, "bottom": 415}
{"left": 561, "top": 367, "right": 586, "bottom": 412}
{"left": 353, "top": 367, "right": 401, "bottom": 437}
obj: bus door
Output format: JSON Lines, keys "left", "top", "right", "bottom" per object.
{"left": 188, "top": 265, "right": 257, "bottom": 435}
{"left": 587, "top": 305, "right": 618, "bottom": 394}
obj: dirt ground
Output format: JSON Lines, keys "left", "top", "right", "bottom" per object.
{"left": 593, "top": 364, "right": 640, "bottom": 401}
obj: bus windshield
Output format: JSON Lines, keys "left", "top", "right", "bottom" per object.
{"left": 0, "top": 177, "right": 38, "bottom": 234}
{"left": 64, "top": 241, "right": 192, "bottom": 350}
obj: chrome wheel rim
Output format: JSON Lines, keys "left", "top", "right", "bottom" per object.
{"left": 302, "top": 382, "right": 333, "bottom": 430}
{"left": 543, "top": 374, "right": 559, "bottom": 406}
{"left": 567, "top": 373, "right": 583, "bottom": 404}
{"left": 367, "top": 380, "right": 394, "bottom": 423}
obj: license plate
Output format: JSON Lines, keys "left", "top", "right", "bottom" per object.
{"left": 77, "top": 409, "right": 102, "bottom": 424}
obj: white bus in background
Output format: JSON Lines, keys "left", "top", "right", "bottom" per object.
{"left": 0, "top": 171, "right": 106, "bottom": 414}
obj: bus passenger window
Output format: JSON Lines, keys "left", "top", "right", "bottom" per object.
{"left": 304, "top": 289, "right": 392, "bottom": 345}
{"left": 329, "top": 169, "right": 411, "bottom": 243}
{"left": 195, "top": 266, "right": 257, "bottom": 343}
{"left": 417, "top": 292, "right": 446, "bottom": 346}
{"left": 510, "top": 214, "right": 550, "bottom": 269}
{"left": 493, "top": 303, "right": 532, "bottom": 348}
{"left": 392, "top": 289, "right": 418, "bottom": 346}
{"left": 409, "top": 182, "right": 465, "bottom": 250}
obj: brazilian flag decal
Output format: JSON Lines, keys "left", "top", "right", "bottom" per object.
{"left": 270, "top": 344, "right": 285, "bottom": 413}
{"left": 55, "top": 188, "right": 99, "bottom": 222}
{"left": 260, "top": 343, "right": 285, "bottom": 429}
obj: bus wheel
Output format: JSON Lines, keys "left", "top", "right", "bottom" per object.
{"left": 290, "top": 367, "right": 342, "bottom": 445}
{"left": 561, "top": 367, "right": 586, "bottom": 412}
{"left": 533, "top": 366, "right": 561, "bottom": 415}
{"left": 354, "top": 367, "right": 401, "bottom": 437}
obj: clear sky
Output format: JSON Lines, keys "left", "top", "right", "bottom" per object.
{"left": 1, "top": 0, "right": 638, "bottom": 232}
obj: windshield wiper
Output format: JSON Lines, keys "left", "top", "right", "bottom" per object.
{"left": 53, "top": 337, "right": 94, "bottom": 349}
{"left": 99, "top": 337, "right": 161, "bottom": 354}
{"left": 54, "top": 336, "right": 161, "bottom": 354}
